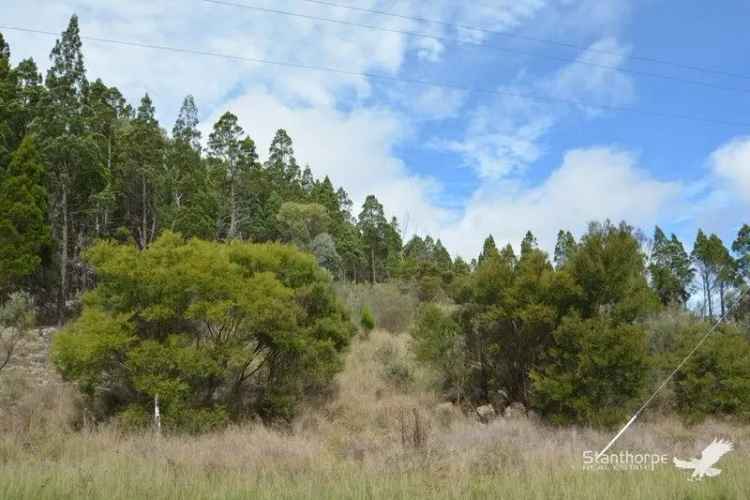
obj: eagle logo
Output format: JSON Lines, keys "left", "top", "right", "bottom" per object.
{"left": 673, "top": 439, "right": 734, "bottom": 481}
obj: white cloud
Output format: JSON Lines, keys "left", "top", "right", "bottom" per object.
{"left": 436, "top": 93, "right": 554, "bottom": 178}
{"left": 434, "top": 37, "right": 634, "bottom": 180}
{"left": 441, "top": 147, "right": 682, "bottom": 257}
{"left": 543, "top": 36, "right": 634, "bottom": 112}
{"left": 710, "top": 136, "right": 750, "bottom": 203}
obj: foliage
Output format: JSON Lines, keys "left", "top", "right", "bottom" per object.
{"left": 0, "top": 292, "right": 36, "bottom": 374}
{"left": 360, "top": 306, "right": 375, "bottom": 333}
{"left": 0, "top": 136, "right": 50, "bottom": 295}
{"left": 649, "top": 226, "right": 694, "bottom": 306}
{"left": 411, "top": 304, "right": 465, "bottom": 400}
{"left": 530, "top": 314, "right": 649, "bottom": 427}
{"left": 52, "top": 233, "right": 354, "bottom": 430}
{"left": 672, "top": 323, "right": 750, "bottom": 422}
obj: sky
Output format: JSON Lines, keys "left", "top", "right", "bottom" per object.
{"left": 3, "top": 0, "right": 749, "bottom": 258}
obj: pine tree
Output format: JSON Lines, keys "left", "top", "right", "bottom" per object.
{"left": 0, "top": 136, "right": 50, "bottom": 295}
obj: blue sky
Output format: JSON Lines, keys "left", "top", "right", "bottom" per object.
{"left": 3, "top": 0, "right": 749, "bottom": 257}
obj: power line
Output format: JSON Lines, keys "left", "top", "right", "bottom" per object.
{"left": 201, "top": 0, "right": 750, "bottom": 95}
{"left": 277, "top": 0, "right": 750, "bottom": 81}
{"left": 597, "top": 286, "right": 750, "bottom": 459}
{"left": 3, "top": 24, "right": 750, "bottom": 128}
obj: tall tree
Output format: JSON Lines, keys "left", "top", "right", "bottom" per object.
{"left": 266, "top": 129, "right": 300, "bottom": 196}
{"left": 119, "top": 94, "right": 165, "bottom": 249}
{"left": 553, "top": 230, "right": 576, "bottom": 269}
{"left": 692, "top": 231, "right": 735, "bottom": 319}
{"left": 86, "top": 80, "right": 131, "bottom": 237}
{"left": 520, "top": 230, "right": 538, "bottom": 258}
{"left": 733, "top": 224, "right": 750, "bottom": 280}
{"left": 0, "top": 136, "right": 50, "bottom": 296}
{"left": 38, "top": 15, "right": 103, "bottom": 323}
{"left": 357, "top": 195, "right": 388, "bottom": 284}
{"left": 165, "top": 95, "right": 215, "bottom": 238}
{"left": 478, "top": 235, "right": 499, "bottom": 265}
{"left": 649, "top": 227, "right": 694, "bottom": 306}
{"left": 208, "top": 112, "right": 256, "bottom": 240}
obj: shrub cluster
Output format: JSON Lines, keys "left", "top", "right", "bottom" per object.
{"left": 52, "top": 233, "right": 354, "bottom": 431}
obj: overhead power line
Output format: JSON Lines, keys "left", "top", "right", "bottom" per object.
{"left": 201, "top": 0, "right": 750, "bottom": 95}
{"left": 275, "top": 0, "right": 750, "bottom": 81}
{"left": 2, "top": 24, "right": 749, "bottom": 128}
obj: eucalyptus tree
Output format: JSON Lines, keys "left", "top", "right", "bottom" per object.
{"left": 37, "top": 15, "right": 104, "bottom": 322}
{"left": 208, "top": 112, "right": 257, "bottom": 240}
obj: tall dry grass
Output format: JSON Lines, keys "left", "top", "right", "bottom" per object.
{"left": 1, "top": 329, "right": 750, "bottom": 499}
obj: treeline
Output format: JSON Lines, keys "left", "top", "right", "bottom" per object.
{"left": 0, "top": 17, "right": 453, "bottom": 323}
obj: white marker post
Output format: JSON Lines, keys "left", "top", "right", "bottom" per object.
{"left": 154, "top": 394, "right": 161, "bottom": 434}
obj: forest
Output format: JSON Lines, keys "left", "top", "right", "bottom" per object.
{"left": 1, "top": 15, "right": 750, "bottom": 434}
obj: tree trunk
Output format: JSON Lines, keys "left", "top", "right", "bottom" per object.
{"left": 58, "top": 184, "right": 69, "bottom": 326}
{"left": 704, "top": 272, "right": 714, "bottom": 320}
{"left": 370, "top": 246, "right": 376, "bottom": 285}
{"left": 228, "top": 175, "right": 238, "bottom": 239}
{"left": 140, "top": 175, "right": 148, "bottom": 250}
{"left": 719, "top": 281, "right": 726, "bottom": 319}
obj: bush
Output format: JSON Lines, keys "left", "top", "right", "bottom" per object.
{"left": 360, "top": 306, "right": 375, "bottom": 333}
{"left": 411, "top": 304, "right": 465, "bottom": 400}
{"left": 672, "top": 324, "right": 750, "bottom": 422}
{"left": 530, "top": 314, "right": 649, "bottom": 427}
{"left": 52, "top": 232, "right": 354, "bottom": 431}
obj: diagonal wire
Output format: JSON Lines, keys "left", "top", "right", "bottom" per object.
{"left": 282, "top": 0, "right": 750, "bottom": 80}
{"left": 201, "top": 0, "right": 750, "bottom": 95}
{"left": 597, "top": 286, "right": 750, "bottom": 459}
{"left": 3, "top": 24, "right": 750, "bottom": 128}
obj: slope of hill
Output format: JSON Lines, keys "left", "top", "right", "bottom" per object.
{"left": 1, "top": 327, "right": 750, "bottom": 499}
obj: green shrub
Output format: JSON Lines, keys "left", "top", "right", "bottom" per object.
{"left": 52, "top": 232, "right": 354, "bottom": 431}
{"left": 360, "top": 306, "right": 375, "bottom": 333}
{"left": 530, "top": 314, "right": 649, "bottom": 427}
{"left": 411, "top": 304, "right": 465, "bottom": 399}
{"left": 416, "top": 275, "right": 443, "bottom": 302}
{"left": 672, "top": 324, "right": 750, "bottom": 422}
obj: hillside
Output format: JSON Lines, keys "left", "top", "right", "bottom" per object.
{"left": 2, "top": 326, "right": 750, "bottom": 499}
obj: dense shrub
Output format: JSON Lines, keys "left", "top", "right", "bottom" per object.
{"left": 530, "top": 314, "right": 649, "bottom": 427}
{"left": 672, "top": 323, "right": 750, "bottom": 422}
{"left": 52, "top": 232, "right": 354, "bottom": 431}
{"left": 411, "top": 303, "right": 465, "bottom": 401}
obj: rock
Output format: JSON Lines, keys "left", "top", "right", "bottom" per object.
{"left": 476, "top": 404, "right": 496, "bottom": 423}
{"left": 503, "top": 402, "right": 526, "bottom": 419}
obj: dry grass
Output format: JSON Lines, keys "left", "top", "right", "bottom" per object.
{"left": 1, "top": 329, "right": 750, "bottom": 499}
